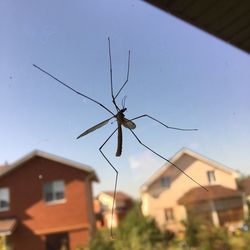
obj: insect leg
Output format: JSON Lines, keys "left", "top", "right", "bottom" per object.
{"left": 33, "top": 64, "right": 115, "bottom": 116}
{"left": 108, "top": 38, "right": 119, "bottom": 112}
{"left": 129, "top": 129, "right": 208, "bottom": 191}
{"left": 131, "top": 114, "right": 198, "bottom": 131}
{"left": 114, "top": 50, "right": 130, "bottom": 99}
{"left": 99, "top": 128, "right": 119, "bottom": 238}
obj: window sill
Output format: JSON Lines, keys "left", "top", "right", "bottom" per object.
{"left": 0, "top": 207, "right": 10, "bottom": 212}
{"left": 45, "top": 199, "right": 66, "bottom": 206}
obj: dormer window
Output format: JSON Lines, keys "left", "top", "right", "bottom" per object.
{"left": 207, "top": 170, "right": 216, "bottom": 184}
{"left": 161, "top": 176, "right": 171, "bottom": 188}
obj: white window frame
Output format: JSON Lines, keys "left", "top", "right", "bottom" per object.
{"left": 207, "top": 170, "right": 216, "bottom": 184}
{"left": 43, "top": 180, "right": 65, "bottom": 204}
{"left": 0, "top": 187, "right": 10, "bottom": 211}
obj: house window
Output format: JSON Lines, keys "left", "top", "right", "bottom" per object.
{"left": 0, "top": 188, "right": 10, "bottom": 211}
{"left": 161, "top": 176, "right": 171, "bottom": 188}
{"left": 43, "top": 180, "right": 65, "bottom": 203}
{"left": 207, "top": 170, "right": 216, "bottom": 184}
{"left": 164, "top": 208, "right": 174, "bottom": 221}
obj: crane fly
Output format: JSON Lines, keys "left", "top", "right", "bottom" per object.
{"left": 33, "top": 38, "right": 208, "bottom": 238}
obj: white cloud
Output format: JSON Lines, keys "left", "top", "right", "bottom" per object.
{"left": 129, "top": 151, "right": 164, "bottom": 181}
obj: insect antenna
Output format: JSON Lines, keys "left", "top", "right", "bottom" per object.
{"left": 33, "top": 64, "right": 114, "bottom": 116}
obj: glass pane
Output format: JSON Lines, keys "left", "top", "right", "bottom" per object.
{"left": 53, "top": 180, "right": 64, "bottom": 193}
{"left": 44, "top": 180, "right": 65, "bottom": 202}
{"left": 0, "top": 188, "right": 9, "bottom": 208}
{"left": 55, "top": 192, "right": 64, "bottom": 200}
{"left": 45, "top": 192, "right": 53, "bottom": 202}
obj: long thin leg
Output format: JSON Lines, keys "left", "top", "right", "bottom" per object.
{"left": 131, "top": 114, "right": 198, "bottom": 131}
{"left": 33, "top": 64, "right": 114, "bottom": 116}
{"left": 99, "top": 128, "right": 119, "bottom": 238}
{"left": 108, "top": 38, "right": 119, "bottom": 111}
{"left": 114, "top": 50, "right": 130, "bottom": 99}
{"left": 129, "top": 129, "right": 208, "bottom": 191}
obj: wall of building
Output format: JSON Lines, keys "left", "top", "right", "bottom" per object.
{"left": 0, "top": 156, "right": 94, "bottom": 249}
{"left": 141, "top": 153, "right": 238, "bottom": 233}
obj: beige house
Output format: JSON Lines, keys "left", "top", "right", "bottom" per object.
{"left": 94, "top": 191, "right": 133, "bottom": 229}
{"left": 140, "top": 148, "right": 245, "bottom": 233}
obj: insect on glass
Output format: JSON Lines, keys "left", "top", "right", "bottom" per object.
{"left": 33, "top": 38, "right": 208, "bottom": 238}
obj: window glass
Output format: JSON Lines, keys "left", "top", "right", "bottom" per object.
{"left": 161, "top": 176, "right": 171, "bottom": 188}
{"left": 207, "top": 171, "right": 216, "bottom": 184}
{"left": 164, "top": 208, "right": 174, "bottom": 221}
{"left": 0, "top": 188, "right": 10, "bottom": 211}
{"left": 44, "top": 180, "right": 65, "bottom": 203}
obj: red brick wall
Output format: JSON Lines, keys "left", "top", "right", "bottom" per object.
{"left": 69, "top": 228, "right": 89, "bottom": 249}
{"left": 0, "top": 156, "right": 94, "bottom": 249}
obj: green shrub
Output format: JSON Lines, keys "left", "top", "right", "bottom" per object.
{"left": 85, "top": 229, "right": 114, "bottom": 250}
{"left": 85, "top": 204, "right": 174, "bottom": 250}
{"left": 182, "top": 217, "right": 201, "bottom": 247}
{"left": 198, "top": 226, "right": 231, "bottom": 250}
{"left": 114, "top": 205, "right": 171, "bottom": 250}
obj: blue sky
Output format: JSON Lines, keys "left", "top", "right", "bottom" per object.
{"left": 1, "top": 0, "right": 250, "bottom": 198}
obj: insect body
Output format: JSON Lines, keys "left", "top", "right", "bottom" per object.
{"left": 33, "top": 38, "right": 207, "bottom": 238}
{"left": 115, "top": 108, "right": 136, "bottom": 156}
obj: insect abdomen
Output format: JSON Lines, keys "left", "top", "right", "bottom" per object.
{"left": 116, "top": 123, "right": 122, "bottom": 157}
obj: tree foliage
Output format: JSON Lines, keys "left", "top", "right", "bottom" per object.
{"left": 182, "top": 216, "right": 231, "bottom": 249}
{"left": 86, "top": 204, "right": 173, "bottom": 250}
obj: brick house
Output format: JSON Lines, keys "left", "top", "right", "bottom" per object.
{"left": 0, "top": 150, "right": 98, "bottom": 250}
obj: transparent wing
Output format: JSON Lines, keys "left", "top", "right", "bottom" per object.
{"left": 122, "top": 118, "right": 136, "bottom": 129}
{"left": 77, "top": 117, "right": 113, "bottom": 139}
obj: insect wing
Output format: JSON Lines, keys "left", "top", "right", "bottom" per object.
{"left": 123, "top": 118, "right": 136, "bottom": 129}
{"left": 77, "top": 118, "right": 112, "bottom": 139}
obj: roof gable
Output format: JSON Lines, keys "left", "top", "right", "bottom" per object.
{"left": 99, "top": 191, "right": 132, "bottom": 201}
{"left": 0, "top": 150, "right": 99, "bottom": 182}
{"left": 141, "top": 148, "right": 240, "bottom": 192}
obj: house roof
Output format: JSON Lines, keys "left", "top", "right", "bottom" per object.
{"left": 144, "top": 0, "right": 250, "bottom": 54}
{"left": 0, "top": 165, "right": 8, "bottom": 175}
{"left": 99, "top": 191, "right": 132, "bottom": 201}
{"left": 178, "top": 185, "right": 242, "bottom": 205}
{"left": 0, "top": 218, "right": 17, "bottom": 236}
{"left": 240, "top": 177, "right": 250, "bottom": 195}
{"left": 140, "top": 148, "right": 240, "bottom": 192}
{"left": 0, "top": 150, "right": 99, "bottom": 182}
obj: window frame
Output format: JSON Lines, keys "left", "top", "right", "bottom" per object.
{"left": 207, "top": 170, "right": 216, "bottom": 184}
{"left": 164, "top": 208, "right": 174, "bottom": 222}
{"left": 160, "top": 176, "right": 171, "bottom": 188}
{"left": 43, "top": 180, "right": 66, "bottom": 205}
{"left": 0, "top": 187, "right": 10, "bottom": 212}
